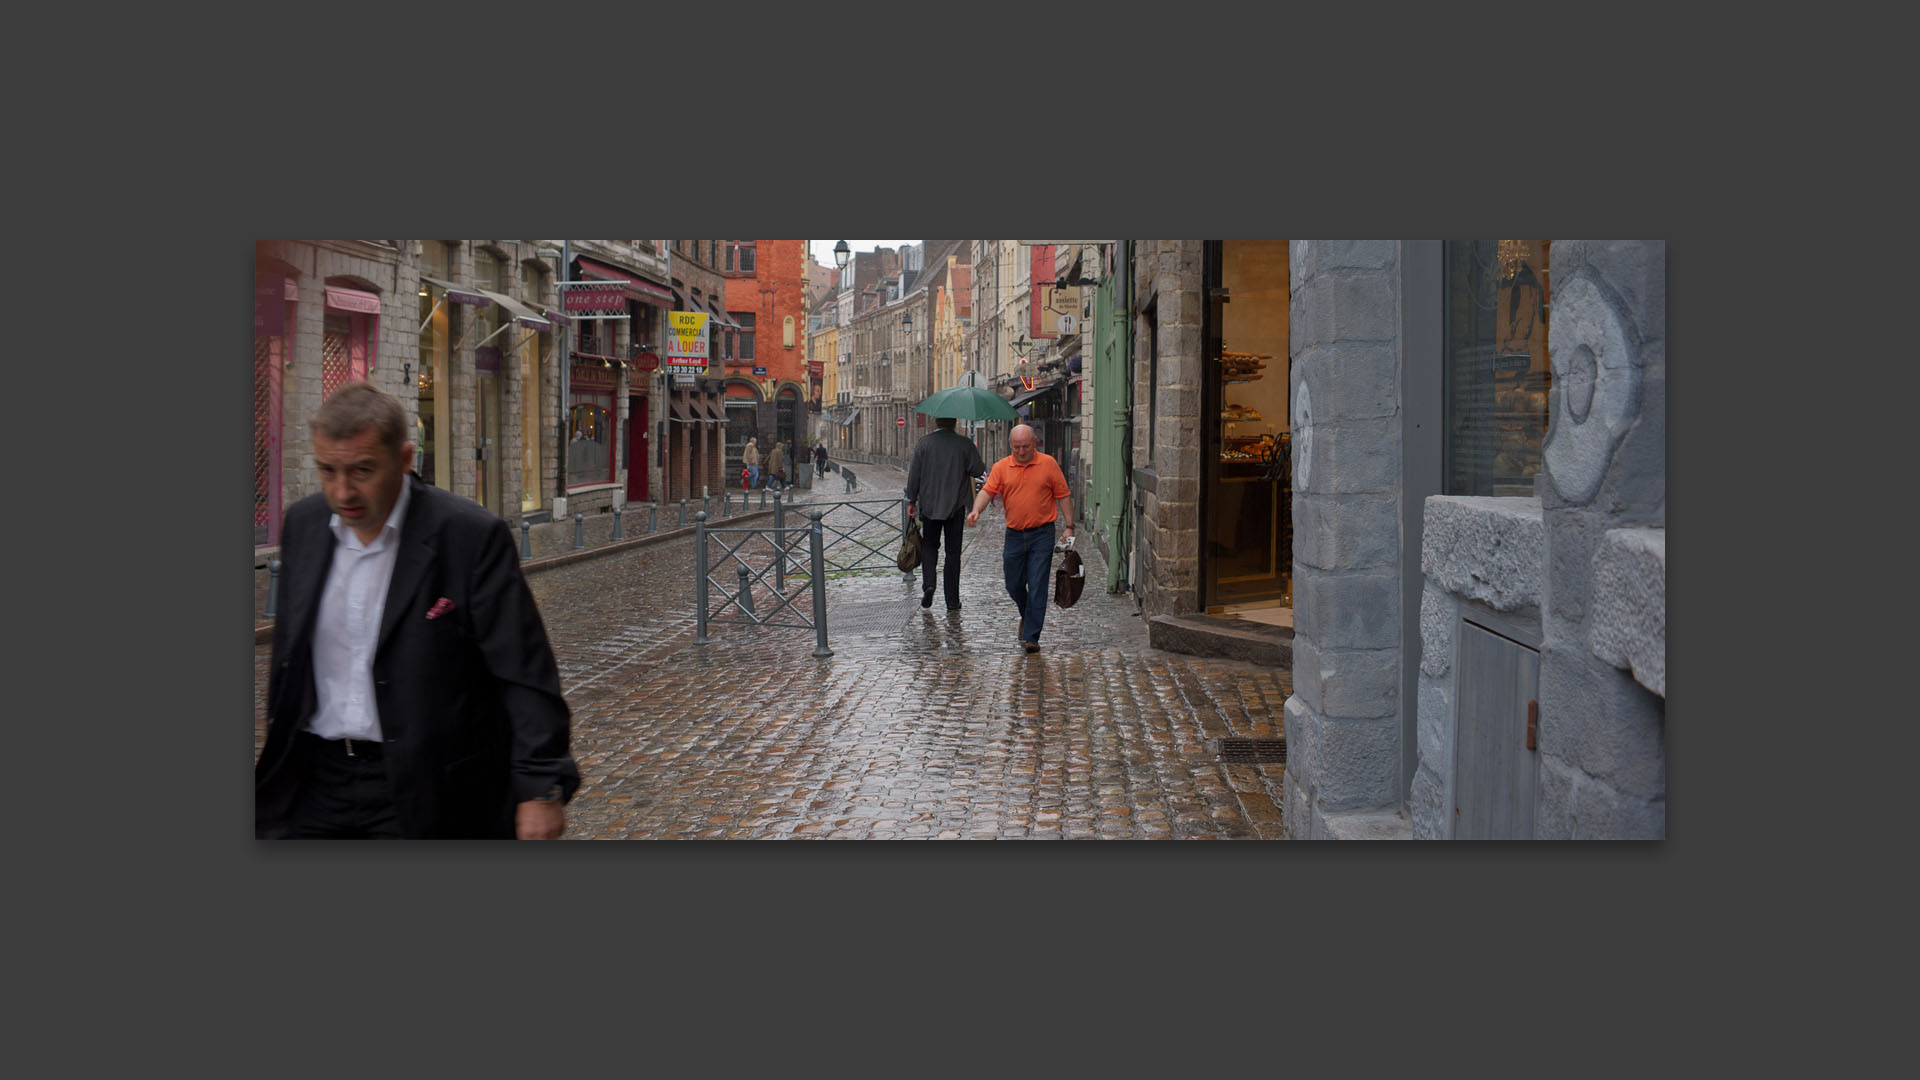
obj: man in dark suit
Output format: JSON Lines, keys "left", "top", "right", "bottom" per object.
{"left": 256, "top": 382, "right": 579, "bottom": 839}
{"left": 905, "top": 417, "right": 987, "bottom": 611}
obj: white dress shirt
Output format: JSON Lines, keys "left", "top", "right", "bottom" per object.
{"left": 307, "top": 479, "right": 412, "bottom": 742}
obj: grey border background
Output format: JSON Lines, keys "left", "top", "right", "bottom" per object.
{"left": 27, "top": 13, "right": 1819, "bottom": 1071}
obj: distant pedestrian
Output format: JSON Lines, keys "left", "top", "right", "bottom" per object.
{"left": 813, "top": 443, "right": 828, "bottom": 477}
{"left": 967, "top": 424, "right": 1074, "bottom": 654}
{"left": 742, "top": 437, "right": 762, "bottom": 489}
{"left": 766, "top": 440, "right": 786, "bottom": 493}
{"left": 906, "top": 417, "right": 987, "bottom": 611}
{"left": 256, "top": 381, "right": 578, "bottom": 838}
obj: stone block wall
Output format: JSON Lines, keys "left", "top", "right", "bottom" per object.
{"left": 262, "top": 240, "right": 414, "bottom": 510}
{"left": 1409, "top": 496, "right": 1545, "bottom": 839}
{"left": 1533, "top": 240, "right": 1666, "bottom": 838}
{"left": 1282, "top": 241, "right": 1410, "bottom": 839}
{"left": 1130, "top": 240, "right": 1205, "bottom": 617}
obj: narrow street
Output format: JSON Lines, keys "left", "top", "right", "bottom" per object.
{"left": 255, "top": 462, "right": 1292, "bottom": 838}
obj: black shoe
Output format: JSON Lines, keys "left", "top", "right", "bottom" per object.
{"left": 921, "top": 587, "right": 934, "bottom": 608}
{"left": 946, "top": 601, "right": 962, "bottom": 611}
{"left": 1023, "top": 641, "right": 1040, "bottom": 654}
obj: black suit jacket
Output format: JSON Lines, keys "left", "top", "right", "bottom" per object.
{"left": 256, "top": 474, "right": 579, "bottom": 838}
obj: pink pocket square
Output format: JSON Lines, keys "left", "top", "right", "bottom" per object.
{"left": 426, "top": 597, "right": 455, "bottom": 620}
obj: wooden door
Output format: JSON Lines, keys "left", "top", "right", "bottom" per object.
{"left": 1452, "top": 619, "right": 1541, "bottom": 839}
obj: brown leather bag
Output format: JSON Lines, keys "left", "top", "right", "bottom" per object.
{"left": 1054, "top": 547, "right": 1085, "bottom": 608}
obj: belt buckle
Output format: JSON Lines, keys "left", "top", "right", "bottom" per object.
{"left": 344, "top": 737, "right": 358, "bottom": 757}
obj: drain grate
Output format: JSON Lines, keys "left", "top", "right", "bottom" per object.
{"left": 1210, "top": 738, "right": 1287, "bottom": 764}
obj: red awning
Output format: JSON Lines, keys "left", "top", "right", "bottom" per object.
{"left": 576, "top": 256, "right": 674, "bottom": 308}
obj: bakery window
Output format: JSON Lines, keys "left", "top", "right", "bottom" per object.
{"left": 1442, "top": 240, "right": 1552, "bottom": 497}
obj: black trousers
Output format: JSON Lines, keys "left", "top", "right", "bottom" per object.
{"left": 920, "top": 514, "right": 965, "bottom": 607}
{"left": 281, "top": 732, "right": 402, "bottom": 839}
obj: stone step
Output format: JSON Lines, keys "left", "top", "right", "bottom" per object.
{"left": 1147, "top": 613, "right": 1293, "bottom": 669}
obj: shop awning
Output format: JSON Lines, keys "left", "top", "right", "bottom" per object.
{"left": 707, "top": 300, "right": 741, "bottom": 329}
{"left": 324, "top": 284, "right": 384, "bottom": 315}
{"left": 474, "top": 287, "right": 550, "bottom": 330}
{"left": 575, "top": 256, "right": 674, "bottom": 308}
{"left": 1009, "top": 382, "right": 1061, "bottom": 409}
{"left": 420, "top": 274, "right": 491, "bottom": 307}
{"left": 839, "top": 408, "right": 861, "bottom": 427}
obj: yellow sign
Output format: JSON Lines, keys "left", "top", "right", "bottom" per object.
{"left": 665, "top": 311, "right": 711, "bottom": 374}
{"left": 668, "top": 311, "right": 709, "bottom": 342}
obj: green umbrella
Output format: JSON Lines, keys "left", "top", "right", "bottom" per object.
{"left": 913, "top": 385, "right": 1018, "bottom": 421}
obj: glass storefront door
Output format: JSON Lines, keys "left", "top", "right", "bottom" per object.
{"left": 1203, "top": 240, "right": 1293, "bottom": 614}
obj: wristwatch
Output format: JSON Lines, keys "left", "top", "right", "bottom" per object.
{"left": 532, "top": 784, "right": 564, "bottom": 804}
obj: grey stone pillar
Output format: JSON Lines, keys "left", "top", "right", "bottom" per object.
{"left": 1283, "top": 241, "right": 1411, "bottom": 840}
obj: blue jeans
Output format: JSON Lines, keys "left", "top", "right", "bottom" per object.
{"left": 746, "top": 465, "right": 760, "bottom": 488}
{"left": 1002, "top": 522, "right": 1055, "bottom": 644}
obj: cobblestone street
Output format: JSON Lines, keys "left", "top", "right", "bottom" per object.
{"left": 255, "top": 463, "right": 1292, "bottom": 838}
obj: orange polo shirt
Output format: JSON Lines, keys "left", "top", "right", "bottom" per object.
{"left": 982, "top": 451, "right": 1069, "bottom": 530}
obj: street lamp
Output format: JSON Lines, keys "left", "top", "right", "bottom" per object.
{"left": 833, "top": 240, "right": 849, "bottom": 269}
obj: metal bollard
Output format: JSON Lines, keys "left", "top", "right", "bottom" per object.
{"left": 612, "top": 504, "right": 622, "bottom": 541}
{"left": 722, "top": 491, "right": 731, "bottom": 519}
{"left": 650, "top": 503, "right": 658, "bottom": 533}
{"left": 759, "top": 486, "right": 767, "bottom": 510}
{"left": 520, "top": 519, "right": 531, "bottom": 560}
{"left": 679, "top": 498, "right": 687, "bottom": 527}
{"left": 736, "top": 564, "right": 755, "bottom": 617}
{"left": 573, "top": 512, "right": 585, "bottom": 549}
{"left": 693, "top": 511, "right": 710, "bottom": 645}
{"left": 265, "top": 558, "right": 282, "bottom": 620}
{"left": 810, "top": 510, "right": 832, "bottom": 657}
{"left": 773, "top": 493, "right": 785, "bottom": 591}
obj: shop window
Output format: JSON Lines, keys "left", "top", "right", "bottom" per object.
{"left": 568, "top": 366, "right": 617, "bottom": 487}
{"left": 1443, "top": 240, "right": 1552, "bottom": 497}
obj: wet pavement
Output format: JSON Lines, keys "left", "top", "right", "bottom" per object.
{"left": 254, "top": 461, "right": 1292, "bottom": 838}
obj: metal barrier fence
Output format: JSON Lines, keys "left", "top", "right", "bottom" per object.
{"left": 692, "top": 494, "right": 917, "bottom": 656}
{"left": 695, "top": 508, "right": 833, "bottom": 657}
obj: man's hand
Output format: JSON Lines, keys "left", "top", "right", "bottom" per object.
{"left": 906, "top": 503, "right": 917, "bottom": 519}
{"left": 966, "top": 510, "right": 980, "bottom": 528}
{"left": 516, "top": 800, "right": 565, "bottom": 840}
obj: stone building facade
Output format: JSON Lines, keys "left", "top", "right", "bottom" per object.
{"left": 1124, "top": 240, "right": 1666, "bottom": 839}
{"left": 253, "top": 239, "right": 565, "bottom": 552}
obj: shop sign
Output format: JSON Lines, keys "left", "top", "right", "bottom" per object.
{"left": 563, "top": 282, "right": 627, "bottom": 315}
{"left": 665, "top": 311, "right": 710, "bottom": 375}
{"left": 673, "top": 373, "right": 695, "bottom": 386}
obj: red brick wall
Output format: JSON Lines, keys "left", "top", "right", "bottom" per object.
{"left": 724, "top": 240, "right": 809, "bottom": 392}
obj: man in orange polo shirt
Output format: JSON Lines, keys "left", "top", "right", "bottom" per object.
{"left": 967, "top": 423, "right": 1075, "bottom": 654}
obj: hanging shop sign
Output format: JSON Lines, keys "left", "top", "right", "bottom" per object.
{"left": 665, "top": 311, "right": 710, "bottom": 375}
{"left": 564, "top": 282, "right": 629, "bottom": 315}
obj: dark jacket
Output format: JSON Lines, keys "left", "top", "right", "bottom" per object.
{"left": 905, "top": 429, "right": 987, "bottom": 520}
{"left": 256, "top": 474, "right": 578, "bottom": 838}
